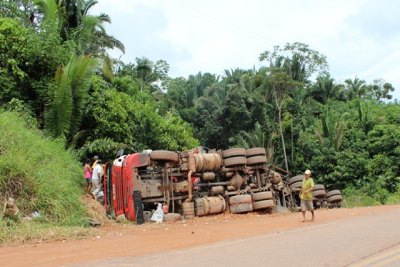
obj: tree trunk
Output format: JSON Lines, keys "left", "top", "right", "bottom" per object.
{"left": 274, "top": 89, "right": 289, "bottom": 172}
{"left": 278, "top": 107, "right": 289, "bottom": 172}
{"left": 291, "top": 120, "right": 294, "bottom": 164}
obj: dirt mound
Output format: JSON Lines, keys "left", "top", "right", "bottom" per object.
{"left": 80, "top": 196, "right": 114, "bottom": 227}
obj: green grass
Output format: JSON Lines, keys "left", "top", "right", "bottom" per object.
{"left": 343, "top": 187, "right": 400, "bottom": 208}
{"left": 343, "top": 193, "right": 381, "bottom": 208}
{"left": 386, "top": 192, "right": 400, "bottom": 205}
{"left": 0, "top": 110, "right": 90, "bottom": 243}
{"left": 0, "top": 219, "right": 93, "bottom": 244}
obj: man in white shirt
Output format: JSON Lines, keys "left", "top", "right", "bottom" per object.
{"left": 91, "top": 159, "right": 103, "bottom": 198}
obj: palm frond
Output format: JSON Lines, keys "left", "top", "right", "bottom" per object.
{"left": 82, "top": 0, "right": 98, "bottom": 16}
{"left": 102, "top": 33, "right": 125, "bottom": 53}
{"left": 45, "top": 65, "right": 73, "bottom": 137}
{"left": 34, "top": 0, "right": 62, "bottom": 27}
{"left": 45, "top": 55, "right": 96, "bottom": 140}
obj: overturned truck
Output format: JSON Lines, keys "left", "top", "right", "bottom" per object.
{"left": 102, "top": 147, "right": 340, "bottom": 223}
{"left": 103, "top": 147, "right": 287, "bottom": 222}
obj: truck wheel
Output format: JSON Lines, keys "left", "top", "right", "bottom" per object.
{"left": 194, "top": 154, "right": 204, "bottom": 172}
{"left": 290, "top": 181, "right": 303, "bottom": 190}
{"left": 229, "top": 203, "right": 253, "bottom": 213}
{"left": 313, "top": 184, "right": 325, "bottom": 191}
{"left": 252, "top": 191, "right": 273, "bottom": 201}
{"left": 228, "top": 194, "right": 252, "bottom": 205}
{"left": 313, "top": 189, "right": 326, "bottom": 198}
{"left": 163, "top": 213, "right": 181, "bottom": 222}
{"left": 253, "top": 199, "right": 275, "bottom": 210}
{"left": 222, "top": 148, "right": 246, "bottom": 158}
{"left": 246, "top": 147, "right": 266, "bottom": 157}
{"left": 246, "top": 155, "right": 267, "bottom": 165}
{"left": 150, "top": 150, "right": 179, "bottom": 162}
{"left": 326, "top": 190, "right": 341, "bottom": 198}
{"left": 328, "top": 194, "right": 342, "bottom": 203}
{"left": 288, "top": 175, "right": 303, "bottom": 185}
{"left": 223, "top": 156, "right": 247, "bottom": 167}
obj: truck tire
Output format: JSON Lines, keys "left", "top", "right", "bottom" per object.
{"left": 313, "top": 189, "right": 326, "bottom": 198}
{"left": 252, "top": 191, "right": 273, "bottom": 201}
{"left": 163, "top": 213, "right": 181, "bottom": 222}
{"left": 229, "top": 203, "right": 253, "bottom": 213}
{"left": 222, "top": 148, "right": 246, "bottom": 158}
{"left": 326, "top": 190, "right": 341, "bottom": 198}
{"left": 182, "top": 202, "right": 195, "bottom": 219}
{"left": 253, "top": 199, "right": 275, "bottom": 210}
{"left": 228, "top": 194, "right": 252, "bottom": 205}
{"left": 150, "top": 150, "right": 179, "bottom": 162}
{"left": 246, "top": 155, "right": 267, "bottom": 165}
{"left": 246, "top": 147, "right": 266, "bottom": 157}
{"left": 223, "top": 156, "right": 247, "bottom": 167}
{"left": 290, "top": 181, "right": 303, "bottom": 190}
{"left": 328, "top": 194, "right": 342, "bottom": 203}
{"left": 313, "top": 184, "right": 325, "bottom": 191}
{"left": 288, "top": 175, "right": 303, "bottom": 185}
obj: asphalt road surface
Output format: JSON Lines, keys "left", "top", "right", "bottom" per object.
{"left": 71, "top": 208, "right": 400, "bottom": 267}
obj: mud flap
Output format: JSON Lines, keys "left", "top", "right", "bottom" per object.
{"left": 133, "top": 190, "right": 144, "bottom": 225}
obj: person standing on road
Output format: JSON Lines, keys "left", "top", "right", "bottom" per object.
{"left": 300, "top": 169, "right": 315, "bottom": 222}
{"left": 83, "top": 159, "right": 92, "bottom": 195}
{"left": 91, "top": 159, "right": 103, "bottom": 199}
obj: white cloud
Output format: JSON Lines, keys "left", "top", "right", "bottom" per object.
{"left": 93, "top": 0, "right": 400, "bottom": 99}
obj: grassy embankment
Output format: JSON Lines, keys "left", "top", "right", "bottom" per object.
{"left": 343, "top": 191, "right": 400, "bottom": 208}
{"left": 0, "top": 111, "right": 91, "bottom": 244}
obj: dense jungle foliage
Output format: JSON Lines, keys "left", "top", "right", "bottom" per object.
{"left": 0, "top": 0, "right": 399, "bottom": 205}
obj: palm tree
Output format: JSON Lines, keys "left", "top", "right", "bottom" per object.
{"left": 60, "top": 0, "right": 98, "bottom": 40}
{"left": 229, "top": 122, "right": 266, "bottom": 148}
{"left": 34, "top": 0, "right": 125, "bottom": 56}
{"left": 355, "top": 99, "right": 373, "bottom": 134}
{"left": 223, "top": 68, "right": 245, "bottom": 85}
{"left": 312, "top": 75, "right": 339, "bottom": 104}
{"left": 135, "top": 57, "right": 154, "bottom": 91}
{"left": 345, "top": 77, "right": 366, "bottom": 100}
{"left": 72, "top": 12, "right": 125, "bottom": 55}
{"left": 45, "top": 55, "right": 96, "bottom": 141}
{"left": 314, "top": 109, "right": 349, "bottom": 151}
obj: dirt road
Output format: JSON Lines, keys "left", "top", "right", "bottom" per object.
{"left": 0, "top": 205, "right": 399, "bottom": 267}
{"left": 71, "top": 205, "right": 400, "bottom": 267}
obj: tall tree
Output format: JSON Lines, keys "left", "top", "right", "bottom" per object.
{"left": 259, "top": 42, "right": 328, "bottom": 170}
{"left": 365, "top": 79, "right": 395, "bottom": 101}
{"left": 260, "top": 42, "right": 328, "bottom": 83}
{"left": 266, "top": 69, "right": 300, "bottom": 171}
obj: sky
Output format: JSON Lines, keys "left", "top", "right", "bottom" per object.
{"left": 92, "top": 0, "right": 400, "bottom": 100}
